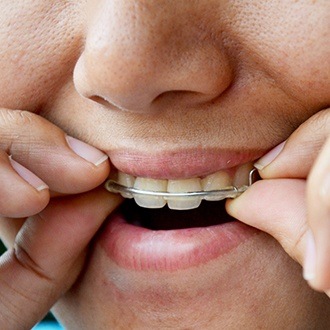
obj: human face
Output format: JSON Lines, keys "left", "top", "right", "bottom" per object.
{"left": 1, "top": 0, "right": 329, "bottom": 328}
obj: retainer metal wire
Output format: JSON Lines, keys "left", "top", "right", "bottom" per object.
{"left": 105, "top": 168, "right": 258, "bottom": 200}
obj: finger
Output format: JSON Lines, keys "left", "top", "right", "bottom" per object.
{"left": 226, "top": 179, "right": 308, "bottom": 266}
{"left": 0, "top": 188, "right": 122, "bottom": 329}
{"left": 0, "top": 153, "right": 49, "bottom": 218}
{"left": 254, "top": 109, "right": 329, "bottom": 179}
{"left": 305, "top": 135, "right": 330, "bottom": 291}
{"left": 0, "top": 108, "right": 109, "bottom": 194}
{"left": 252, "top": 109, "right": 330, "bottom": 292}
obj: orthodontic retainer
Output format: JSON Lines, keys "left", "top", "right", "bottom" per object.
{"left": 105, "top": 168, "right": 258, "bottom": 201}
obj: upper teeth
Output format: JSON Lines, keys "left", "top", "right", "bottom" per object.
{"left": 106, "top": 163, "right": 254, "bottom": 210}
{"left": 134, "top": 177, "right": 168, "bottom": 208}
{"left": 167, "top": 178, "right": 203, "bottom": 210}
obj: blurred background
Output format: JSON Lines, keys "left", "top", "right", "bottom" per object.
{"left": 0, "top": 240, "right": 63, "bottom": 329}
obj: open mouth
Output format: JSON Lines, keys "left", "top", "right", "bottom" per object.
{"left": 119, "top": 198, "right": 235, "bottom": 230}
{"left": 98, "top": 161, "right": 259, "bottom": 271}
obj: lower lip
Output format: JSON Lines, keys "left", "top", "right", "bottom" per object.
{"left": 98, "top": 210, "right": 258, "bottom": 272}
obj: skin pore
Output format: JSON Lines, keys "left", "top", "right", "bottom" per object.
{"left": 0, "top": 0, "right": 329, "bottom": 328}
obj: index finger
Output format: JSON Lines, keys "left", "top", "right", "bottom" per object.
{"left": 254, "top": 109, "right": 329, "bottom": 179}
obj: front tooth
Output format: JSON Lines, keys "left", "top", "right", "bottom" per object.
{"left": 233, "top": 162, "right": 254, "bottom": 187}
{"left": 133, "top": 177, "right": 167, "bottom": 208}
{"left": 118, "top": 172, "right": 135, "bottom": 198}
{"left": 201, "top": 171, "right": 232, "bottom": 201}
{"left": 167, "top": 178, "right": 202, "bottom": 210}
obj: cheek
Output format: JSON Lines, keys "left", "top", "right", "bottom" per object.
{"left": 0, "top": 1, "right": 84, "bottom": 111}
{"left": 228, "top": 0, "right": 330, "bottom": 107}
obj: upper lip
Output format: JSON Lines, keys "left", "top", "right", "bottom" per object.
{"left": 108, "top": 147, "right": 266, "bottom": 179}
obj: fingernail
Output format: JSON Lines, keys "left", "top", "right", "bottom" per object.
{"left": 303, "top": 230, "right": 317, "bottom": 282}
{"left": 66, "top": 136, "right": 108, "bottom": 166}
{"left": 9, "top": 156, "right": 49, "bottom": 191}
{"left": 254, "top": 141, "right": 286, "bottom": 170}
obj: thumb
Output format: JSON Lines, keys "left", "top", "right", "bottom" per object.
{"left": 226, "top": 179, "right": 308, "bottom": 266}
{"left": 0, "top": 189, "right": 122, "bottom": 329}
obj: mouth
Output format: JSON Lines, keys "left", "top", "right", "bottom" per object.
{"left": 98, "top": 160, "right": 260, "bottom": 272}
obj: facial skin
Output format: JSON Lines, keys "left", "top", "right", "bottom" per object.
{"left": 0, "top": 0, "right": 329, "bottom": 328}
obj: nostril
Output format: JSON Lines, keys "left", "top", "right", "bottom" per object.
{"left": 89, "top": 95, "right": 111, "bottom": 107}
{"left": 154, "top": 90, "right": 195, "bottom": 100}
{"left": 152, "top": 89, "right": 219, "bottom": 107}
{"left": 89, "top": 94, "right": 147, "bottom": 113}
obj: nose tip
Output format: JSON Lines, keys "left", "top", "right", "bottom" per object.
{"left": 73, "top": 3, "right": 234, "bottom": 113}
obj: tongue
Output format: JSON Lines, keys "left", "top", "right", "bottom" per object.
{"left": 120, "top": 199, "right": 235, "bottom": 230}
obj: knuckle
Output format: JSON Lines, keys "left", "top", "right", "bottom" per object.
{"left": 0, "top": 109, "right": 34, "bottom": 127}
{"left": 295, "top": 108, "right": 329, "bottom": 141}
{"left": 306, "top": 108, "right": 330, "bottom": 133}
{"left": 290, "top": 223, "right": 309, "bottom": 264}
{"left": 0, "top": 110, "right": 37, "bottom": 153}
{"left": 14, "top": 240, "right": 55, "bottom": 284}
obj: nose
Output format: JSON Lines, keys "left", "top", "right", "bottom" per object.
{"left": 74, "top": 1, "right": 233, "bottom": 113}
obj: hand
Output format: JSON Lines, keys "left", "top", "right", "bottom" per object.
{"left": 0, "top": 189, "right": 121, "bottom": 328}
{"left": 227, "top": 108, "right": 330, "bottom": 296}
{"left": 0, "top": 108, "right": 121, "bottom": 327}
